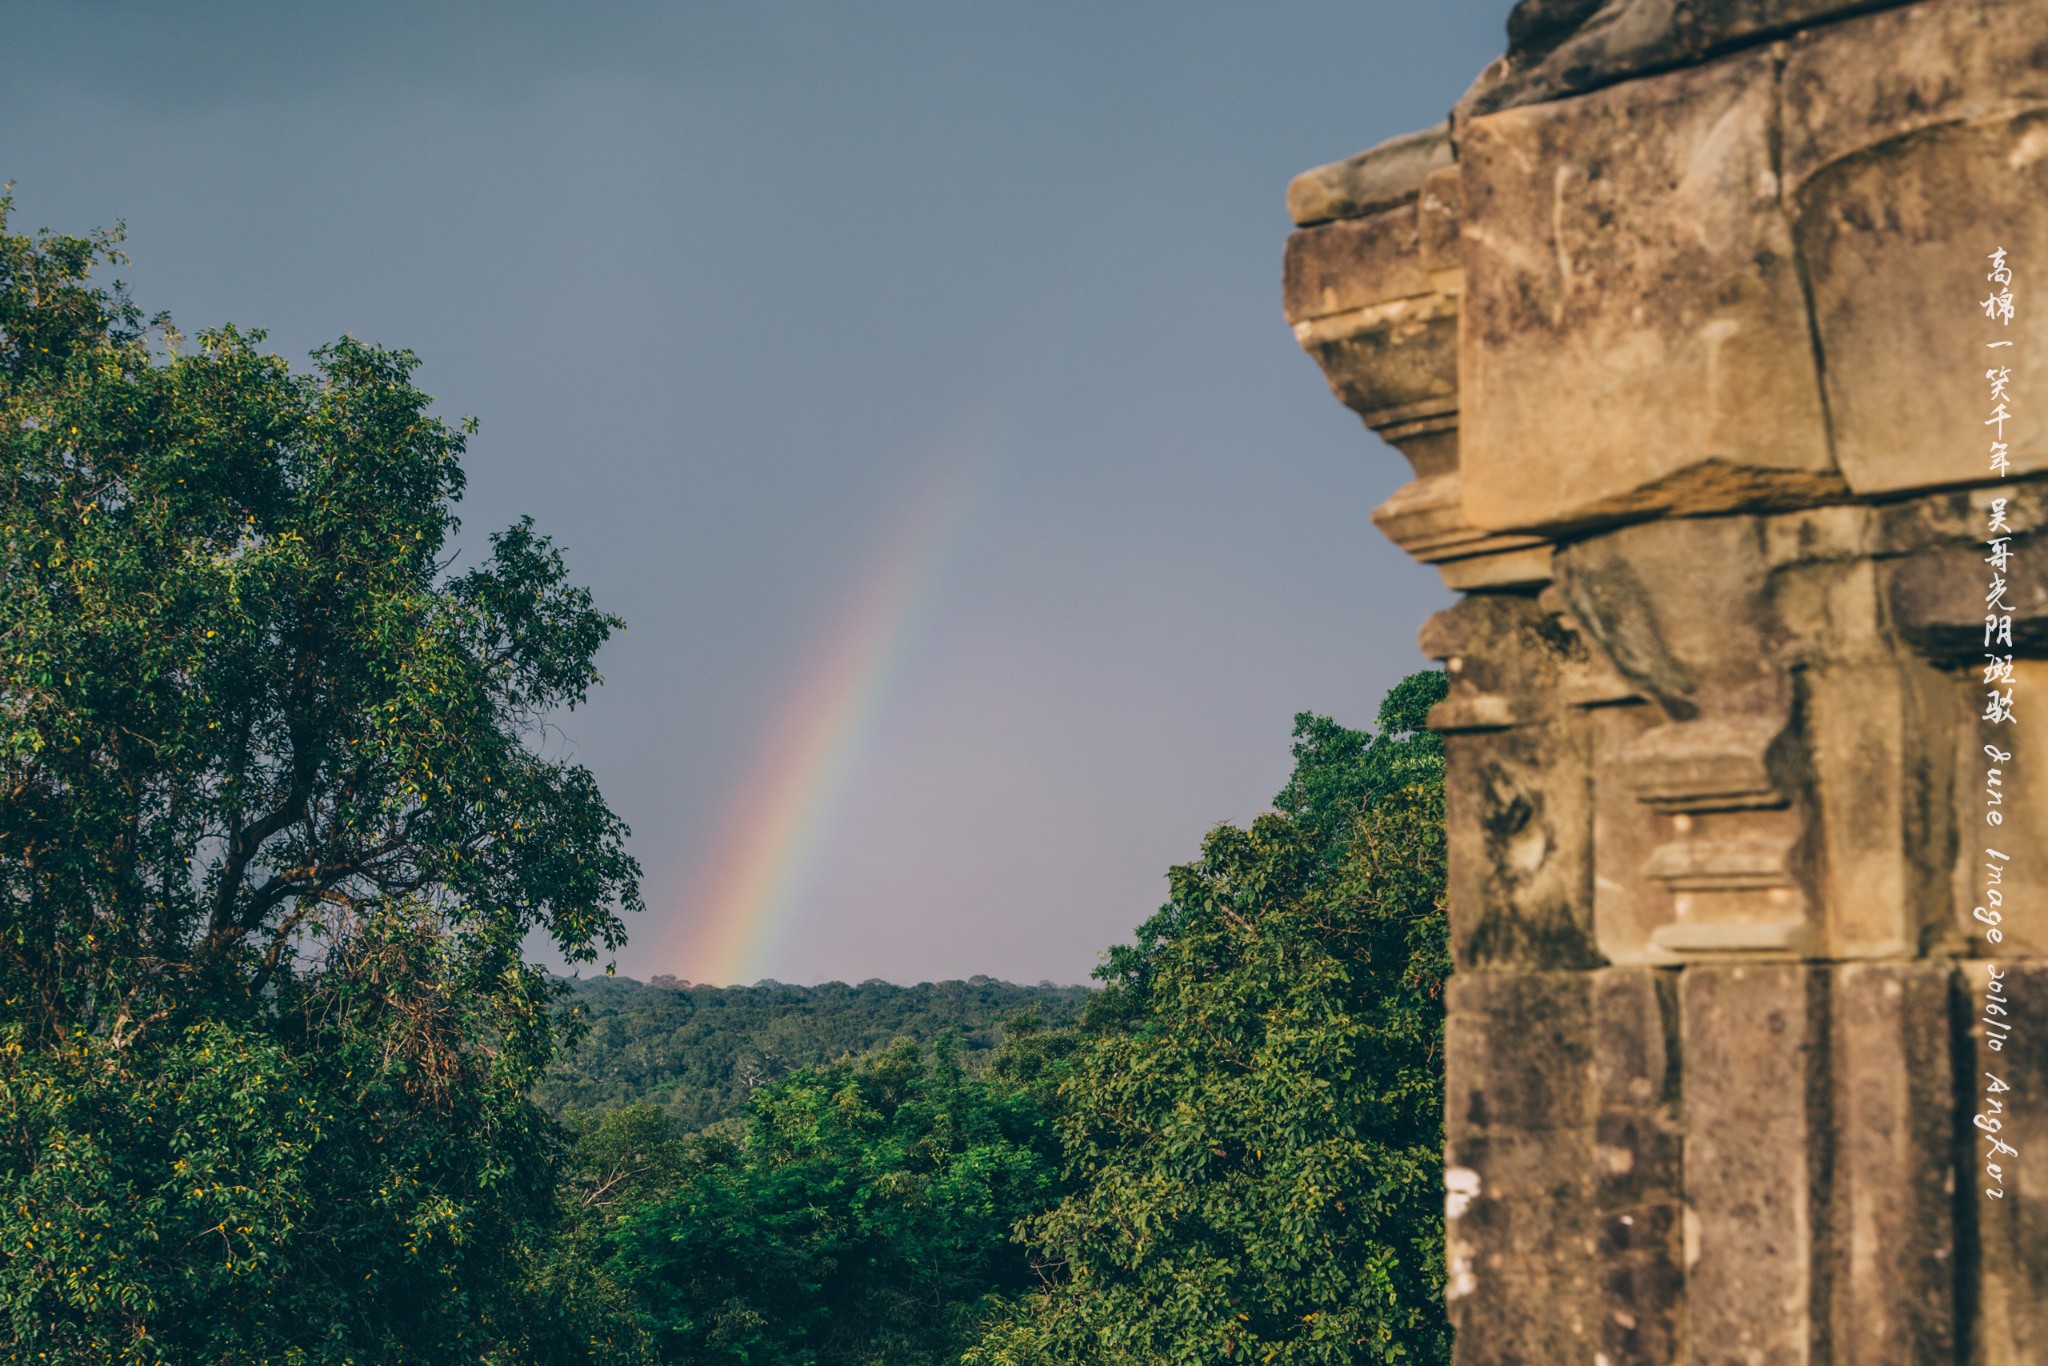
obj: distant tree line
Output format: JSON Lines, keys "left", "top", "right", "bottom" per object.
{"left": 536, "top": 975, "right": 1093, "bottom": 1131}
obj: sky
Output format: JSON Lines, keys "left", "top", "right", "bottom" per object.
{"left": 3, "top": 1, "right": 1511, "bottom": 986}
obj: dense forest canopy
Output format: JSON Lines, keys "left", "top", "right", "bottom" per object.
{"left": 539, "top": 975, "right": 1093, "bottom": 1129}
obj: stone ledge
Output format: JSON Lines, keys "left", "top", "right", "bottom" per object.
{"left": 1285, "top": 122, "right": 1450, "bottom": 227}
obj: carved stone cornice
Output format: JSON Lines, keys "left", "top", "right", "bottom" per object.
{"left": 1284, "top": 135, "right": 1555, "bottom": 592}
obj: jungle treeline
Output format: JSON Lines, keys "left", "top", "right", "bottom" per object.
{"left": 536, "top": 975, "right": 1095, "bottom": 1130}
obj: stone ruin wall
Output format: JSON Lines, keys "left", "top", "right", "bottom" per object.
{"left": 1284, "top": 2, "right": 2048, "bottom": 1361}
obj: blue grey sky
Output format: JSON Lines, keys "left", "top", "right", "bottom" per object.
{"left": 3, "top": 2, "right": 1509, "bottom": 985}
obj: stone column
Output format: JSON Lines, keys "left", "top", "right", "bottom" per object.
{"left": 1285, "top": 3, "right": 2048, "bottom": 1361}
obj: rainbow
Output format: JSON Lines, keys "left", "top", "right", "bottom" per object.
{"left": 680, "top": 456, "right": 993, "bottom": 984}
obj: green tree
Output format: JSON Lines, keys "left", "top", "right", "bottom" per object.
{"left": 0, "top": 200, "right": 641, "bottom": 1361}
{"left": 969, "top": 673, "right": 1452, "bottom": 1366}
{"left": 596, "top": 1037, "right": 1065, "bottom": 1366}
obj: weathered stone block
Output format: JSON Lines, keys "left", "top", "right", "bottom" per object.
{"left": 1434, "top": 541, "right": 1554, "bottom": 591}
{"left": 1682, "top": 964, "right": 1828, "bottom": 1364}
{"left": 1441, "top": 971, "right": 1684, "bottom": 1364}
{"left": 1784, "top": 0, "right": 2048, "bottom": 495}
{"left": 1372, "top": 471, "right": 1549, "bottom": 567}
{"left": 1290, "top": 295, "right": 1458, "bottom": 431}
{"left": 1779, "top": 0, "right": 2048, "bottom": 191}
{"left": 1591, "top": 969, "right": 1686, "bottom": 1365}
{"left": 1444, "top": 968, "right": 1602, "bottom": 1363}
{"left": 1801, "top": 648, "right": 1960, "bottom": 959}
{"left": 1590, "top": 702, "right": 1669, "bottom": 963}
{"left": 1462, "top": 0, "right": 1922, "bottom": 118}
{"left": 1963, "top": 961, "right": 2048, "bottom": 1364}
{"left": 1282, "top": 206, "right": 1428, "bottom": 325}
{"left": 1826, "top": 963, "right": 1958, "bottom": 1363}
{"left": 1442, "top": 722, "right": 1603, "bottom": 971}
{"left": 1426, "top": 597, "right": 1605, "bottom": 971}
{"left": 1458, "top": 50, "right": 1839, "bottom": 536}
{"left": 1889, "top": 541, "right": 2048, "bottom": 663}
{"left": 1286, "top": 121, "right": 1451, "bottom": 227}
{"left": 1446, "top": 971, "right": 1595, "bottom": 1136}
